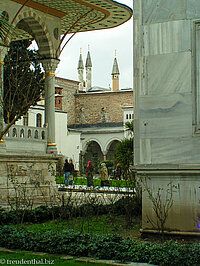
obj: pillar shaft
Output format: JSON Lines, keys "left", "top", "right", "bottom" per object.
{"left": 42, "top": 59, "right": 59, "bottom": 153}
{"left": 0, "top": 48, "right": 8, "bottom": 142}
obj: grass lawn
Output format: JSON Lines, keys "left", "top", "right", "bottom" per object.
{"left": 17, "top": 215, "right": 142, "bottom": 238}
{"left": 0, "top": 251, "right": 98, "bottom": 265}
{"left": 56, "top": 176, "right": 135, "bottom": 188}
{"left": 1, "top": 215, "right": 141, "bottom": 265}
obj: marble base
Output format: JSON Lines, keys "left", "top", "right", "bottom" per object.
{"left": 136, "top": 165, "right": 200, "bottom": 234}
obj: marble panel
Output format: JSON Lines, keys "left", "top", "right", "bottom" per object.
{"left": 140, "top": 138, "right": 152, "bottom": 164}
{"left": 151, "top": 137, "right": 200, "bottom": 164}
{"left": 139, "top": 93, "right": 192, "bottom": 138}
{"left": 144, "top": 20, "right": 191, "bottom": 56}
{"left": 187, "top": 0, "right": 200, "bottom": 19}
{"left": 142, "top": 0, "right": 187, "bottom": 24}
{"left": 141, "top": 174, "right": 200, "bottom": 232}
{"left": 145, "top": 52, "right": 192, "bottom": 95}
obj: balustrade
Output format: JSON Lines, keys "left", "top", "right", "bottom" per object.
{"left": 5, "top": 125, "right": 47, "bottom": 142}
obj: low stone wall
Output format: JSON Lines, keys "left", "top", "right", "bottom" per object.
{"left": 0, "top": 153, "right": 58, "bottom": 209}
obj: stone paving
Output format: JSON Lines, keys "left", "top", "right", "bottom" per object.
{"left": 0, "top": 248, "right": 156, "bottom": 265}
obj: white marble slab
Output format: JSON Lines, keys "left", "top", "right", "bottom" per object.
{"left": 186, "top": 0, "right": 200, "bottom": 19}
{"left": 145, "top": 52, "right": 191, "bottom": 95}
{"left": 144, "top": 20, "right": 191, "bottom": 56}
{"left": 139, "top": 93, "right": 192, "bottom": 138}
{"left": 142, "top": 0, "right": 187, "bottom": 24}
{"left": 140, "top": 138, "right": 152, "bottom": 164}
{"left": 151, "top": 137, "right": 200, "bottom": 164}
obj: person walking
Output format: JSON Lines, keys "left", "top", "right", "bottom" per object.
{"left": 100, "top": 162, "right": 109, "bottom": 187}
{"left": 63, "top": 159, "right": 72, "bottom": 186}
{"left": 86, "top": 161, "right": 94, "bottom": 187}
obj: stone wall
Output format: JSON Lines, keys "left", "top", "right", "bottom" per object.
{"left": 0, "top": 154, "right": 58, "bottom": 208}
{"left": 55, "top": 77, "right": 134, "bottom": 126}
{"left": 55, "top": 77, "right": 79, "bottom": 125}
{"left": 73, "top": 91, "right": 134, "bottom": 125}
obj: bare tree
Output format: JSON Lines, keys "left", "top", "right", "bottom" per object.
{"left": 141, "top": 176, "right": 177, "bottom": 241}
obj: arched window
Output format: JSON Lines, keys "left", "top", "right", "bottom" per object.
{"left": 12, "top": 128, "right": 17, "bottom": 137}
{"left": 36, "top": 113, "right": 42, "bottom": 128}
{"left": 41, "top": 131, "right": 45, "bottom": 140}
{"left": 34, "top": 130, "right": 39, "bottom": 139}
{"left": 20, "top": 129, "right": 25, "bottom": 138}
{"left": 28, "top": 129, "right": 32, "bottom": 138}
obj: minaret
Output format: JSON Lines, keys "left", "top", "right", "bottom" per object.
{"left": 111, "top": 50, "right": 120, "bottom": 91}
{"left": 77, "top": 48, "right": 84, "bottom": 90}
{"left": 85, "top": 45, "right": 92, "bottom": 91}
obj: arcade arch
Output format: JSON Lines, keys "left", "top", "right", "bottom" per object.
{"left": 106, "top": 139, "right": 120, "bottom": 161}
{"left": 83, "top": 140, "right": 104, "bottom": 166}
{"left": 13, "top": 11, "right": 53, "bottom": 58}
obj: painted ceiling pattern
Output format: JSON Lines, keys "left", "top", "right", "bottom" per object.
{"left": 13, "top": 0, "right": 132, "bottom": 34}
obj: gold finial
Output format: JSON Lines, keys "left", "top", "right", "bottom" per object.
{"left": 80, "top": 48, "right": 82, "bottom": 54}
{"left": 115, "top": 49, "right": 117, "bottom": 57}
{"left": 88, "top": 44, "right": 90, "bottom": 51}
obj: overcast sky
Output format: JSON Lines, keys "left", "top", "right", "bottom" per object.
{"left": 55, "top": 0, "right": 133, "bottom": 90}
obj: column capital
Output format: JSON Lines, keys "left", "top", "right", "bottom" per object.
{"left": 102, "top": 150, "right": 108, "bottom": 156}
{"left": 42, "top": 58, "right": 60, "bottom": 75}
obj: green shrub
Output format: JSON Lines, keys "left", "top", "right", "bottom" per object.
{"left": 0, "top": 195, "right": 141, "bottom": 226}
{"left": 0, "top": 226, "right": 200, "bottom": 265}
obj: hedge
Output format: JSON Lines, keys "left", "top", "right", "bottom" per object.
{"left": 0, "top": 197, "right": 141, "bottom": 225}
{"left": 0, "top": 226, "right": 199, "bottom": 265}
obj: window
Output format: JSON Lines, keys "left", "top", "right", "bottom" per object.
{"left": 34, "top": 130, "right": 39, "bottom": 139}
{"left": 28, "top": 129, "right": 31, "bottom": 138}
{"left": 20, "top": 129, "right": 25, "bottom": 138}
{"left": 36, "top": 113, "right": 42, "bottom": 128}
{"left": 42, "top": 131, "right": 45, "bottom": 140}
{"left": 12, "top": 128, "right": 17, "bottom": 137}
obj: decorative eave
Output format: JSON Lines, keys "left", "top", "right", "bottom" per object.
{"left": 11, "top": 0, "right": 132, "bottom": 36}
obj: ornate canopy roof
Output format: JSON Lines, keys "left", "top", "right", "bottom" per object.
{"left": 12, "top": 0, "right": 132, "bottom": 34}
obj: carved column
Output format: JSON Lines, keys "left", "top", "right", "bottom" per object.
{"left": 42, "top": 58, "right": 59, "bottom": 154}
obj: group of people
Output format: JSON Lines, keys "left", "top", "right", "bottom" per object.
{"left": 63, "top": 159, "right": 74, "bottom": 186}
{"left": 63, "top": 159, "right": 121, "bottom": 187}
{"left": 86, "top": 161, "right": 109, "bottom": 187}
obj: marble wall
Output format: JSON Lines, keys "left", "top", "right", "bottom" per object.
{"left": 134, "top": 0, "right": 200, "bottom": 233}
{"left": 133, "top": 1, "right": 200, "bottom": 166}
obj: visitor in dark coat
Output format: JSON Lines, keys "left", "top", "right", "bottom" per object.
{"left": 63, "top": 159, "right": 72, "bottom": 186}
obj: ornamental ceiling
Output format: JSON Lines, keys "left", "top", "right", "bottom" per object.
{"left": 12, "top": 0, "right": 132, "bottom": 34}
